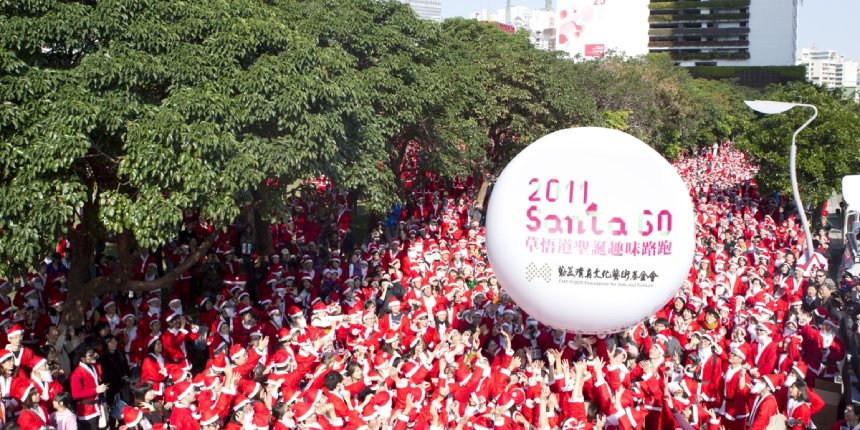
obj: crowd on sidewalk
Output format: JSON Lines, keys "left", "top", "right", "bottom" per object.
{"left": 0, "top": 142, "right": 856, "bottom": 430}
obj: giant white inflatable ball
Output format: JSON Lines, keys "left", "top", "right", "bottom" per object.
{"left": 486, "top": 127, "right": 695, "bottom": 334}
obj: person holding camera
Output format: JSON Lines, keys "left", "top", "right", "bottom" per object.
{"left": 70, "top": 347, "right": 108, "bottom": 430}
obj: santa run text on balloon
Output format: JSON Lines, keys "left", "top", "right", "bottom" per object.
{"left": 524, "top": 178, "right": 674, "bottom": 237}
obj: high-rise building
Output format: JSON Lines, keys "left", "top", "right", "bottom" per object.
{"left": 400, "top": 0, "right": 442, "bottom": 22}
{"left": 647, "top": 0, "right": 798, "bottom": 66}
{"left": 797, "top": 48, "right": 859, "bottom": 102}
{"left": 471, "top": 6, "right": 556, "bottom": 50}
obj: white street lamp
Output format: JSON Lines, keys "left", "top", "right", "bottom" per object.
{"left": 744, "top": 100, "right": 818, "bottom": 261}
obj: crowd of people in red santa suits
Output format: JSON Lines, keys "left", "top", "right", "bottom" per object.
{"left": 0, "top": 142, "right": 856, "bottom": 430}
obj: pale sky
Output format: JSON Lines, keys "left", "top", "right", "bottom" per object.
{"left": 442, "top": 0, "right": 860, "bottom": 63}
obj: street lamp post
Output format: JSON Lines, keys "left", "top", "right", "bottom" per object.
{"left": 744, "top": 100, "right": 819, "bottom": 262}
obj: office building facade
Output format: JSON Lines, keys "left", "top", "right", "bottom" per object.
{"left": 647, "top": 0, "right": 797, "bottom": 66}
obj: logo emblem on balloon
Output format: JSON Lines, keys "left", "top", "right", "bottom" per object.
{"left": 525, "top": 263, "right": 552, "bottom": 283}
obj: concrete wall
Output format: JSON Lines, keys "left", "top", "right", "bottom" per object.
{"left": 746, "top": 0, "right": 797, "bottom": 66}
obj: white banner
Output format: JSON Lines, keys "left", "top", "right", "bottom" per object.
{"left": 556, "top": 0, "right": 649, "bottom": 59}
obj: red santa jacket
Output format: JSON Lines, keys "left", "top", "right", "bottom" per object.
{"left": 162, "top": 326, "right": 200, "bottom": 363}
{"left": 197, "top": 386, "right": 236, "bottom": 420}
{"left": 140, "top": 353, "right": 168, "bottom": 396}
{"left": 746, "top": 393, "right": 778, "bottom": 430}
{"left": 786, "top": 399, "right": 811, "bottom": 430}
{"left": 717, "top": 366, "right": 749, "bottom": 422}
{"left": 70, "top": 362, "right": 103, "bottom": 420}
{"left": 6, "top": 347, "right": 40, "bottom": 376}
{"left": 749, "top": 339, "right": 778, "bottom": 376}
{"left": 16, "top": 405, "right": 48, "bottom": 430}
{"left": 169, "top": 403, "right": 201, "bottom": 430}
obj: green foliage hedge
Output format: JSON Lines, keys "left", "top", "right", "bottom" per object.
{"left": 670, "top": 51, "right": 751, "bottom": 61}
{"left": 649, "top": 27, "right": 750, "bottom": 37}
{"left": 649, "top": 13, "right": 750, "bottom": 23}
{"left": 688, "top": 65, "right": 807, "bottom": 80}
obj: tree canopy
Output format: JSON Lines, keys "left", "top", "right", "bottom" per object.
{"left": 738, "top": 82, "right": 860, "bottom": 205}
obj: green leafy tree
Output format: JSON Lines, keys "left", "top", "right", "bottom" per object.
{"left": 421, "top": 19, "right": 600, "bottom": 184}
{"left": 0, "top": 0, "right": 375, "bottom": 322}
{"left": 565, "top": 53, "right": 753, "bottom": 159}
{"left": 268, "top": 0, "right": 444, "bottom": 215}
{"left": 738, "top": 82, "right": 860, "bottom": 208}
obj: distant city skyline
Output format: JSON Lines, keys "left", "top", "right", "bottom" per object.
{"left": 442, "top": 0, "right": 860, "bottom": 63}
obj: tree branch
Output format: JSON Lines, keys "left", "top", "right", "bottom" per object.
{"left": 123, "top": 232, "right": 217, "bottom": 293}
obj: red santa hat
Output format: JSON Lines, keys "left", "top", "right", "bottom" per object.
{"left": 48, "top": 294, "right": 64, "bottom": 307}
{"left": 791, "top": 361, "right": 808, "bottom": 378}
{"left": 287, "top": 306, "right": 303, "bottom": 318}
{"left": 509, "top": 387, "right": 526, "bottom": 407}
{"left": 240, "top": 380, "right": 261, "bottom": 399}
{"left": 762, "top": 374, "right": 782, "bottom": 392}
{"left": 191, "top": 373, "right": 205, "bottom": 388}
{"left": 312, "top": 301, "right": 327, "bottom": 313}
{"left": 196, "top": 297, "right": 211, "bottom": 308}
{"left": 210, "top": 353, "right": 227, "bottom": 372}
{"left": 0, "top": 349, "right": 14, "bottom": 364}
{"left": 232, "top": 395, "right": 251, "bottom": 411}
{"left": 271, "top": 349, "right": 290, "bottom": 368}
{"left": 292, "top": 402, "right": 314, "bottom": 422}
{"left": 201, "top": 375, "right": 219, "bottom": 390}
{"left": 15, "top": 382, "right": 36, "bottom": 402}
{"left": 496, "top": 392, "right": 515, "bottom": 410}
{"left": 7, "top": 324, "right": 23, "bottom": 338}
{"left": 361, "top": 402, "right": 381, "bottom": 421}
{"left": 173, "top": 381, "right": 195, "bottom": 402}
{"left": 730, "top": 344, "right": 750, "bottom": 361}
{"left": 235, "top": 303, "right": 251, "bottom": 316}
{"left": 200, "top": 409, "right": 219, "bottom": 427}
{"left": 168, "top": 366, "right": 187, "bottom": 383}
{"left": 122, "top": 407, "right": 144, "bottom": 428}
{"left": 251, "top": 413, "right": 270, "bottom": 430}
{"left": 382, "top": 332, "right": 398, "bottom": 344}
{"left": 229, "top": 345, "right": 246, "bottom": 361}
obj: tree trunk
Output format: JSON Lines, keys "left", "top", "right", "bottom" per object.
{"left": 475, "top": 172, "right": 493, "bottom": 210}
{"left": 253, "top": 201, "right": 274, "bottom": 256}
{"left": 64, "top": 224, "right": 96, "bottom": 328}
{"left": 61, "top": 229, "right": 217, "bottom": 326}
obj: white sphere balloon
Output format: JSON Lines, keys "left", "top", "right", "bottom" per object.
{"left": 486, "top": 127, "right": 695, "bottom": 334}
